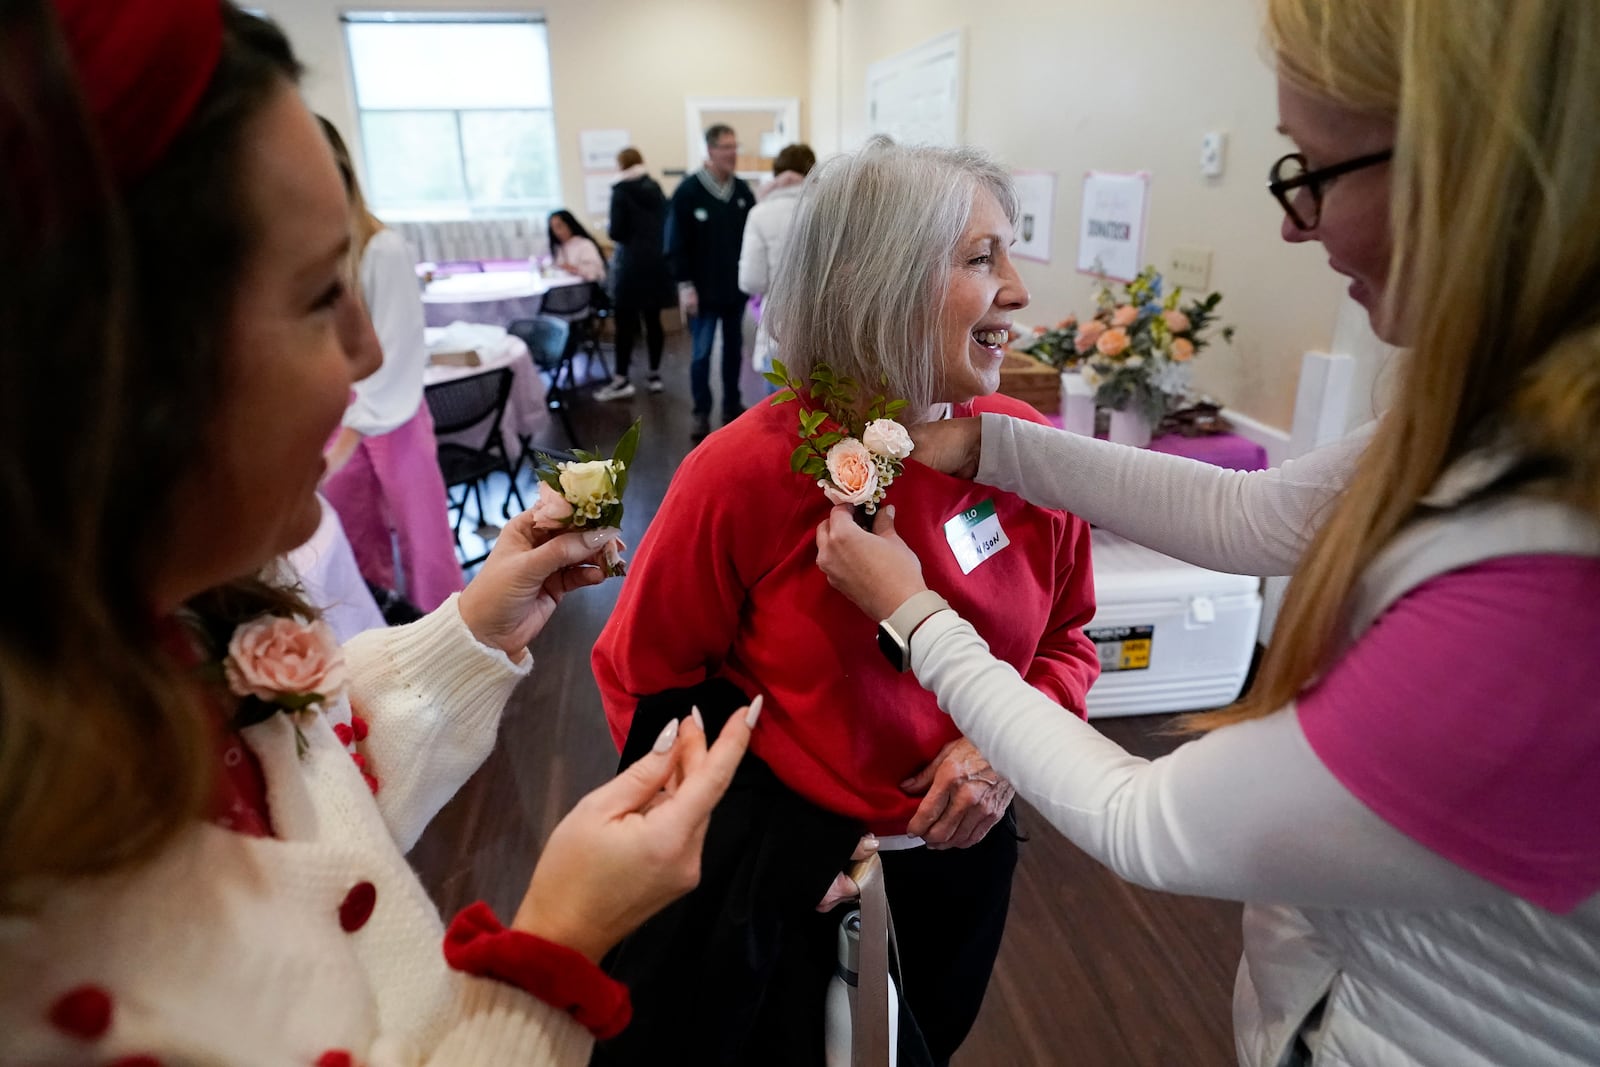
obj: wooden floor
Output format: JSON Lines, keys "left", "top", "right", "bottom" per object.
{"left": 409, "top": 331, "right": 1243, "bottom": 1066}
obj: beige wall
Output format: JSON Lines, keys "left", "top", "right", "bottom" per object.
{"left": 256, "top": 0, "right": 810, "bottom": 233}
{"left": 807, "top": 0, "right": 1363, "bottom": 431}
{"left": 256, "top": 0, "right": 1379, "bottom": 431}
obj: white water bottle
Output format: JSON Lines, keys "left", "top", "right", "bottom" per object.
{"left": 824, "top": 910, "right": 899, "bottom": 1067}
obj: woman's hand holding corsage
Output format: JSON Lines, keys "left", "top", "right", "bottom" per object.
{"left": 459, "top": 513, "right": 618, "bottom": 660}
{"left": 814, "top": 504, "right": 929, "bottom": 623}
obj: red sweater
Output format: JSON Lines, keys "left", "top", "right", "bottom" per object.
{"left": 592, "top": 394, "right": 1099, "bottom": 832}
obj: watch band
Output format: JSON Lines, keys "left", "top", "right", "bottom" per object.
{"left": 884, "top": 590, "right": 951, "bottom": 649}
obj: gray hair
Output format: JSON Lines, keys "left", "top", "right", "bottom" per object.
{"left": 764, "top": 136, "right": 1018, "bottom": 424}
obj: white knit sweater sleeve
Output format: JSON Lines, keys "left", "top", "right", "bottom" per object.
{"left": 422, "top": 979, "right": 594, "bottom": 1066}
{"left": 974, "top": 414, "right": 1373, "bottom": 575}
{"left": 343, "top": 594, "right": 532, "bottom": 853}
{"left": 909, "top": 610, "right": 1507, "bottom": 909}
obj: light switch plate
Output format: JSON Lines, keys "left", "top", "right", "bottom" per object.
{"left": 1200, "top": 131, "right": 1227, "bottom": 178}
{"left": 1168, "top": 245, "right": 1213, "bottom": 291}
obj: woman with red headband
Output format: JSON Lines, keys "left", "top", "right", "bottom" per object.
{"left": 0, "top": 2, "right": 754, "bottom": 1061}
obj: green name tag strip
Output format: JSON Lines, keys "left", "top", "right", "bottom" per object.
{"left": 943, "top": 499, "right": 1011, "bottom": 575}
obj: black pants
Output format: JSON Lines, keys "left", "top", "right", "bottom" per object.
{"left": 612, "top": 298, "right": 663, "bottom": 378}
{"left": 593, "top": 682, "right": 1018, "bottom": 1067}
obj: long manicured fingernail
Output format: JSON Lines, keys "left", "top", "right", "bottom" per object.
{"left": 583, "top": 527, "right": 619, "bottom": 548}
{"left": 690, "top": 706, "right": 704, "bottom": 732}
{"left": 862, "top": 835, "right": 880, "bottom": 852}
{"left": 745, "top": 694, "right": 764, "bottom": 728}
{"left": 652, "top": 718, "right": 679, "bottom": 753}
{"left": 887, "top": 505, "right": 896, "bottom": 519}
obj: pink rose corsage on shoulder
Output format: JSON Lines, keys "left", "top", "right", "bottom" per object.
{"left": 224, "top": 614, "right": 346, "bottom": 757}
{"left": 764, "top": 359, "right": 913, "bottom": 524}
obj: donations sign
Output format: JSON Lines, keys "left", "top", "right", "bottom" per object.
{"left": 1077, "top": 171, "right": 1151, "bottom": 282}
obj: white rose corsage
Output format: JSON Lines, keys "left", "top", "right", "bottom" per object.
{"left": 529, "top": 419, "right": 639, "bottom": 577}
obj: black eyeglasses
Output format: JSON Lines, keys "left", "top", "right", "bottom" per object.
{"left": 1267, "top": 149, "right": 1392, "bottom": 230}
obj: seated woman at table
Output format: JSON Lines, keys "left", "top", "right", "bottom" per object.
{"left": 0, "top": 2, "right": 755, "bottom": 1061}
{"left": 590, "top": 137, "right": 1100, "bottom": 1066}
{"left": 812, "top": 0, "right": 1600, "bottom": 1061}
{"left": 317, "top": 118, "right": 462, "bottom": 612}
{"left": 547, "top": 208, "right": 607, "bottom": 284}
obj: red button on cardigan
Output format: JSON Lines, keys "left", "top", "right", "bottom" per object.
{"left": 49, "top": 984, "right": 113, "bottom": 1039}
{"left": 315, "top": 1051, "right": 355, "bottom": 1067}
{"left": 339, "top": 881, "right": 377, "bottom": 932}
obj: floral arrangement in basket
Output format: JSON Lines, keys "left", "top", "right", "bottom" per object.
{"left": 1023, "top": 267, "right": 1233, "bottom": 424}
{"left": 528, "top": 419, "right": 640, "bottom": 577}
{"left": 1013, "top": 318, "right": 1086, "bottom": 370}
{"left": 763, "top": 358, "right": 914, "bottom": 523}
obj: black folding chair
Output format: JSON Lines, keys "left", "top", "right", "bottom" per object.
{"left": 423, "top": 367, "right": 525, "bottom": 566}
{"left": 508, "top": 316, "right": 580, "bottom": 450}
{"left": 539, "top": 280, "right": 611, "bottom": 383}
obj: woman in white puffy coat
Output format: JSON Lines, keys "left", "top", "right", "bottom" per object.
{"left": 738, "top": 143, "right": 815, "bottom": 379}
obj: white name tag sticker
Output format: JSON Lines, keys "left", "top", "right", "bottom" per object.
{"left": 943, "top": 499, "right": 1010, "bottom": 575}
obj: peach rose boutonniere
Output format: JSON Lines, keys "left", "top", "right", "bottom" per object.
{"left": 529, "top": 419, "right": 640, "bottom": 577}
{"left": 764, "top": 359, "right": 914, "bottom": 525}
{"left": 224, "top": 614, "right": 346, "bottom": 755}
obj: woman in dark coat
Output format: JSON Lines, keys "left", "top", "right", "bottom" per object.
{"left": 596, "top": 147, "right": 675, "bottom": 400}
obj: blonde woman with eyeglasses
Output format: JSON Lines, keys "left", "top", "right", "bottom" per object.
{"left": 817, "top": 2, "right": 1600, "bottom": 1064}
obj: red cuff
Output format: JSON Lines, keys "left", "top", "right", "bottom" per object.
{"left": 443, "top": 902, "right": 632, "bottom": 1040}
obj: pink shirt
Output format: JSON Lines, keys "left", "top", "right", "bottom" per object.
{"left": 1300, "top": 554, "right": 1600, "bottom": 912}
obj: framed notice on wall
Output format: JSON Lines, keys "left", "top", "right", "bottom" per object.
{"left": 1077, "top": 171, "right": 1151, "bottom": 282}
{"left": 866, "top": 30, "right": 964, "bottom": 147}
{"left": 1011, "top": 170, "right": 1057, "bottom": 263}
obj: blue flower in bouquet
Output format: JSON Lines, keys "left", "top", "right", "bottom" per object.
{"left": 1073, "top": 267, "right": 1234, "bottom": 423}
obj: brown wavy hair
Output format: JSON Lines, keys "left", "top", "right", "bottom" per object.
{"left": 0, "top": 1, "right": 318, "bottom": 903}
{"left": 1191, "top": 0, "right": 1600, "bottom": 730}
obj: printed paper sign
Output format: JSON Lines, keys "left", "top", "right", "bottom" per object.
{"left": 579, "top": 128, "right": 631, "bottom": 171}
{"left": 1077, "top": 171, "right": 1151, "bottom": 282}
{"left": 1012, "top": 170, "right": 1057, "bottom": 263}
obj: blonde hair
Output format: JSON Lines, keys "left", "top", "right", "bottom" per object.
{"left": 1196, "top": 0, "right": 1600, "bottom": 729}
{"left": 316, "top": 116, "right": 384, "bottom": 277}
{"left": 764, "top": 137, "right": 1018, "bottom": 424}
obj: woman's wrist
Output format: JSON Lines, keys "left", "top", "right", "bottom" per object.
{"left": 511, "top": 893, "right": 613, "bottom": 964}
{"left": 445, "top": 903, "right": 632, "bottom": 1038}
{"left": 877, "top": 583, "right": 932, "bottom": 623}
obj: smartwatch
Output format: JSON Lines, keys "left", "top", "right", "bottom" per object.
{"left": 876, "top": 590, "right": 951, "bottom": 673}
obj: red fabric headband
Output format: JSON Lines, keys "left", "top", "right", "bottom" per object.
{"left": 54, "top": 0, "right": 225, "bottom": 181}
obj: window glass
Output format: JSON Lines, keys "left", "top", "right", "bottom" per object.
{"left": 344, "top": 16, "right": 559, "bottom": 218}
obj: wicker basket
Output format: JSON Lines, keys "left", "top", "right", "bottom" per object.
{"left": 996, "top": 352, "right": 1061, "bottom": 414}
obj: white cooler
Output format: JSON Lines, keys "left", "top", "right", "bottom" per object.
{"left": 1084, "top": 529, "right": 1262, "bottom": 718}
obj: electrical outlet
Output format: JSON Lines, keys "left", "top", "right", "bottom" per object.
{"left": 1168, "top": 246, "right": 1213, "bottom": 291}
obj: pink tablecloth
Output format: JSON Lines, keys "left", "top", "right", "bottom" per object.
{"left": 424, "top": 330, "right": 548, "bottom": 460}
{"left": 1044, "top": 413, "right": 1268, "bottom": 471}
